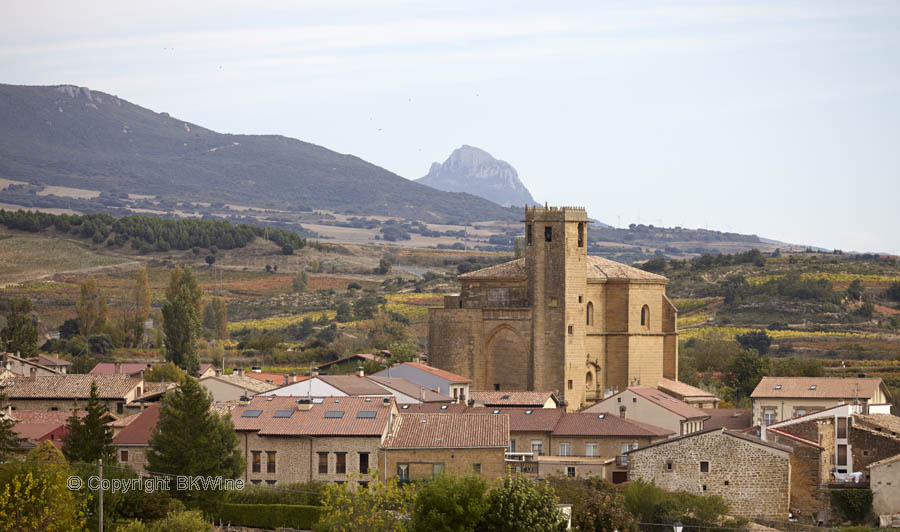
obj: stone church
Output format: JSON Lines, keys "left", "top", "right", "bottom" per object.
{"left": 428, "top": 205, "right": 678, "bottom": 410}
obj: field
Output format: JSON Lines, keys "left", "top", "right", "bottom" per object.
{"left": 0, "top": 234, "right": 133, "bottom": 286}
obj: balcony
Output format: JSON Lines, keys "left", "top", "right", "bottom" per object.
{"left": 615, "top": 455, "right": 628, "bottom": 467}
{"left": 505, "top": 452, "right": 538, "bottom": 475}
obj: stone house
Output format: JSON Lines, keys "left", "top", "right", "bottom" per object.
{"left": 3, "top": 373, "right": 144, "bottom": 415}
{"left": 366, "top": 376, "right": 453, "bottom": 404}
{"left": 627, "top": 428, "right": 792, "bottom": 519}
{"left": 427, "top": 205, "right": 678, "bottom": 411}
{"left": 112, "top": 403, "right": 161, "bottom": 474}
{"left": 28, "top": 354, "right": 71, "bottom": 374}
{"left": 583, "top": 386, "right": 709, "bottom": 436}
{"left": 261, "top": 374, "right": 392, "bottom": 399}
{"left": 469, "top": 390, "right": 561, "bottom": 408}
{"left": 8, "top": 409, "right": 86, "bottom": 451}
{"left": 372, "top": 362, "right": 472, "bottom": 402}
{"left": 657, "top": 378, "right": 720, "bottom": 409}
{"left": 381, "top": 413, "right": 509, "bottom": 481}
{"left": 701, "top": 408, "right": 752, "bottom": 430}
{"left": 232, "top": 396, "right": 396, "bottom": 487}
{"left": 751, "top": 377, "right": 892, "bottom": 426}
{"left": 1, "top": 352, "right": 59, "bottom": 377}
{"left": 868, "top": 453, "right": 900, "bottom": 516}
{"left": 199, "top": 373, "right": 280, "bottom": 403}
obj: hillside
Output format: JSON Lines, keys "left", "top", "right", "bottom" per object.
{"left": 416, "top": 145, "right": 536, "bottom": 207}
{"left": 0, "top": 84, "right": 517, "bottom": 224}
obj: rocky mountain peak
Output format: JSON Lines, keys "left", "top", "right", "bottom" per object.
{"left": 416, "top": 145, "right": 536, "bottom": 207}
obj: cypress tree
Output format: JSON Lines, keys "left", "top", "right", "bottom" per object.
{"left": 61, "top": 382, "right": 116, "bottom": 465}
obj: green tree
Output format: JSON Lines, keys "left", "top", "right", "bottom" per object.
{"left": 374, "top": 258, "right": 392, "bottom": 275}
{"left": 162, "top": 266, "right": 202, "bottom": 375}
{"left": 514, "top": 237, "right": 524, "bottom": 259}
{"left": 729, "top": 349, "right": 770, "bottom": 401}
{"left": 1, "top": 295, "right": 38, "bottom": 356}
{"left": 335, "top": 301, "right": 353, "bottom": 322}
{"left": 847, "top": 279, "right": 864, "bottom": 301}
{"left": 772, "top": 357, "right": 825, "bottom": 377}
{"left": 61, "top": 382, "right": 116, "bottom": 465}
{"left": 127, "top": 267, "right": 152, "bottom": 346}
{"left": 76, "top": 277, "right": 107, "bottom": 335}
{"left": 547, "top": 476, "right": 638, "bottom": 532}
{"left": 412, "top": 474, "right": 489, "bottom": 532}
{"left": 886, "top": 281, "right": 900, "bottom": 302}
{"left": 293, "top": 271, "right": 308, "bottom": 292}
{"left": 735, "top": 329, "right": 772, "bottom": 355}
{"left": 146, "top": 377, "right": 243, "bottom": 513}
{"left": 118, "top": 510, "right": 212, "bottom": 532}
{"left": 640, "top": 257, "right": 667, "bottom": 273}
{"left": 0, "top": 441, "right": 87, "bottom": 532}
{"left": 480, "top": 476, "right": 566, "bottom": 532}
{"left": 314, "top": 477, "right": 414, "bottom": 532}
{"left": 202, "top": 297, "right": 228, "bottom": 341}
{"left": 145, "top": 361, "right": 187, "bottom": 383}
{"left": 0, "top": 392, "right": 26, "bottom": 461}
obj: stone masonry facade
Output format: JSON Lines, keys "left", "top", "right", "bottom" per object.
{"left": 628, "top": 430, "right": 791, "bottom": 519}
{"left": 428, "top": 206, "right": 678, "bottom": 411}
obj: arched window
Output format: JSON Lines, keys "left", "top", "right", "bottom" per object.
{"left": 586, "top": 371, "right": 593, "bottom": 387}
{"left": 586, "top": 302, "right": 594, "bottom": 326}
{"left": 641, "top": 305, "right": 650, "bottom": 329}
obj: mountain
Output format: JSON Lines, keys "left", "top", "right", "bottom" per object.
{"left": 0, "top": 84, "right": 517, "bottom": 224}
{"left": 416, "top": 145, "right": 536, "bottom": 207}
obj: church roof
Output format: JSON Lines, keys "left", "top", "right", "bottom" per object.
{"left": 458, "top": 257, "right": 667, "bottom": 282}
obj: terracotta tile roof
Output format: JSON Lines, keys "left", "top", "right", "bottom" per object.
{"left": 10, "top": 410, "right": 84, "bottom": 425}
{"left": 232, "top": 396, "right": 394, "bottom": 437}
{"left": 701, "top": 408, "right": 752, "bottom": 430}
{"left": 113, "top": 403, "right": 161, "bottom": 445}
{"left": 199, "top": 364, "right": 215, "bottom": 375}
{"left": 628, "top": 427, "right": 792, "bottom": 455}
{"left": 398, "top": 362, "right": 472, "bottom": 384}
{"left": 199, "top": 374, "right": 280, "bottom": 394}
{"left": 314, "top": 353, "right": 387, "bottom": 371}
{"left": 3, "top": 374, "right": 141, "bottom": 399}
{"left": 853, "top": 414, "right": 900, "bottom": 439}
{"left": 750, "top": 377, "right": 886, "bottom": 399}
{"left": 458, "top": 259, "right": 527, "bottom": 280}
{"left": 586, "top": 256, "right": 668, "bottom": 282}
{"left": 626, "top": 387, "right": 710, "bottom": 420}
{"left": 367, "top": 376, "right": 453, "bottom": 402}
{"left": 658, "top": 379, "right": 717, "bottom": 399}
{"left": 396, "top": 403, "right": 468, "bottom": 414}
{"left": 139, "top": 381, "right": 176, "bottom": 400}
{"left": 467, "top": 407, "right": 564, "bottom": 432}
{"left": 552, "top": 412, "right": 674, "bottom": 437}
{"left": 112, "top": 411, "right": 142, "bottom": 429}
{"left": 458, "top": 256, "right": 668, "bottom": 283}
{"left": 244, "top": 371, "right": 303, "bottom": 386}
{"left": 1, "top": 353, "right": 59, "bottom": 374}
{"left": 319, "top": 375, "right": 394, "bottom": 396}
{"left": 89, "top": 362, "right": 154, "bottom": 376}
{"left": 469, "top": 390, "right": 558, "bottom": 407}
{"left": 383, "top": 413, "right": 509, "bottom": 449}
{"left": 33, "top": 354, "right": 72, "bottom": 367}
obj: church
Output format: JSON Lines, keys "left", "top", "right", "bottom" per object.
{"left": 427, "top": 205, "right": 678, "bottom": 411}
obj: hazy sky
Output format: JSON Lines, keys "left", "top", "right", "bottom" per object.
{"left": 2, "top": 1, "right": 899, "bottom": 253}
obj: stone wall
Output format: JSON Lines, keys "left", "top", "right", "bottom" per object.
{"left": 870, "top": 458, "right": 900, "bottom": 515}
{"left": 850, "top": 426, "right": 900, "bottom": 480}
{"left": 628, "top": 430, "right": 791, "bottom": 519}
{"left": 382, "top": 447, "right": 506, "bottom": 481}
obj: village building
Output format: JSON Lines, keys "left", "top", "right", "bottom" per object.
{"left": 366, "top": 376, "right": 453, "bottom": 404}
{"left": 314, "top": 353, "right": 388, "bottom": 374}
{"left": 1, "top": 352, "right": 59, "bottom": 377}
{"left": 28, "top": 354, "right": 71, "bottom": 374}
{"left": 7, "top": 410, "right": 85, "bottom": 451}
{"left": 427, "top": 205, "right": 678, "bottom": 410}
{"left": 627, "top": 427, "right": 792, "bottom": 519}
{"left": 583, "top": 386, "right": 709, "bottom": 436}
{"left": 90, "top": 362, "right": 215, "bottom": 378}
{"left": 382, "top": 413, "right": 509, "bottom": 482}
{"left": 869, "top": 454, "right": 900, "bottom": 518}
{"left": 469, "top": 390, "right": 561, "bottom": 409}
{"left": 657, "top": 378, "right": 720, "bottom": 408}
{"left": 232, "top": 396, "right": 396, "bottom": 487}
{"left": 701, "top": 408, "right": 752, "bottom": 430}
{"left": 199, "top": 372, "right": 280, "bottom": 402}
{"left": 112, "top": 403, "right": 161, "bottom": 473}
{"left": 2, "top": 373, "right": 143, "bottom": 415}
{"left": 372, "top": 362, "right": 471, "bottom": 402}
{"left": 750, "top": 376, "right": 892, "bottom": 426}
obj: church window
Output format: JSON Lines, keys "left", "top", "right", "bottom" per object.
{"left": 545, "top": 226, "right": 552, "bottom": 242}
{"left": 526, "top": 224, "right": 532, "bottom": 245}
{"left": 586, "top": 372, "right": 593, "bottom": 387}
{"left": 577, "top": 222, "right": 584, "bottom": 247}
{"left": 567, "top": 379, "right": 573, "bottom": 390}
{"left": 586, "top": 302, "right": 594, "bottom": 325}
{"left": 568, "top": 325, "right": 573, "bottom": 334}
{"left": 640, "top": 305, "right": 650, "bottom": 329}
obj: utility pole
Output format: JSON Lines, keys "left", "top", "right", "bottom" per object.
{"left": 98, "top": 459, "right": 103, "bottom": 532}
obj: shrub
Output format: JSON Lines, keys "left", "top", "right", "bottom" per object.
{"left": 830, "top": 489, "right": 873, "bottom": 524}
{"left": 225, "top": 482, "right": 325, "bottom": 506}
{"left": 218, "top": 503, "right": 321, "bottom": 530}
{"left": 411, "top": 475, "right": 489, "bottom": 532}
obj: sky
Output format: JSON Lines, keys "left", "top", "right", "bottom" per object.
{"left": 2, "top": 1, "right": 899, "bottom": 253}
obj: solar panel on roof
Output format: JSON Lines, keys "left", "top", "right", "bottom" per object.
{"left": 241, "top": 410, "right": 263, "bottom": 418}
{"left": 324, "top": 410, "right": 345, "bottom": 418}
{"left": 273, "top": 409, "right": 294, "bottom": 418}
{"left": 312, "top": 398, "right": 324, "bottom": 404}
{"left": 357, "top": 410, "right": 376, "bottom": 419}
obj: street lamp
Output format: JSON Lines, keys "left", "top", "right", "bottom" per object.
{"left": 673, "top": 521, "right": 684, "bottom": 532}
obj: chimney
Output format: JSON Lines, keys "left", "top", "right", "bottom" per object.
{"left": 311, "top": 369, "right": 319, "bottom": 378}
{"left": 419, "top": 387, "right": 424, "bottom": 403}
{"left": 289, "top": 371, "right": 296, "bottom": 383}
{"left": 284, "top": 375, "right": 289, "bottom": 386}
{"left": 215, "top": 368, "right": 222, "bottom": 376}
{"left": 29, "top": 367, "right": 37, "bottom": 380}
{"left": 357, "top": 366, "right": 364, "bottom": 378}
{"left": 114, "top": 362, "right": 122, "bottom": 374}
